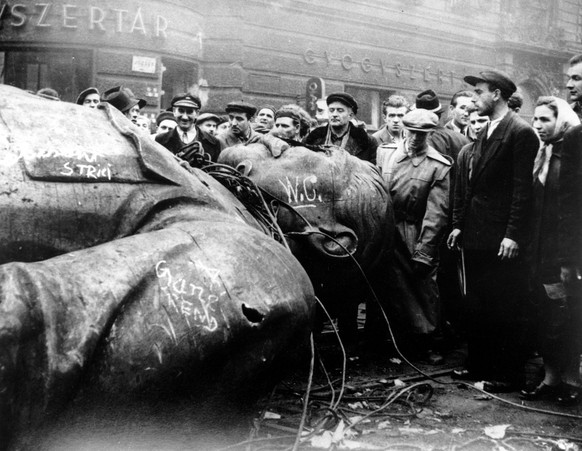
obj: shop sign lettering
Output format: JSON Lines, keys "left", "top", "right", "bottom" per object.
{"left": 304, "top": 48, "right": 466, "bottom": 86}
{"left": 0, "top": 3, "right": 168, "bottom": 38}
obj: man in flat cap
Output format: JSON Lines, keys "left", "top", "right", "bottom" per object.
{"left": 376, "top": 109, "right": 452, "bottom": 364}
{"left": 304, "top": 92, "right": 378, "bottom": 164}
{"left": 156, "top": 93, "right": 221, "bottom": 165}
{"left": 415, "top": 90, "right": 470, "bottom": 347}
{"left": 447, "top": 69, "right": 539, "bottom": 393}
{"left": 196, "top": 113, "right": 220, "bottom": 136}
{"left": 217, "top": 101, "right": 260, "bottom": 150}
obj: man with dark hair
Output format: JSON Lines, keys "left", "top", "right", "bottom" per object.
{"left": 445, "top": 90, "right": 475, "bottom": 139}
{"left": 304, "top": 92, "right": 378, "bottom": 164}
{"left": 508, "top": 90, "right": 524, "bottom": 113}
{"left": 76, "top": 87, "right": 100, "bottom": 109}
{"left": 271, "top": 109, "right": 302, "bottom": 141}
{"left": 416, "top": 89, "right": 469, "bottom": 163}
{"left": 374, "top": 95, "right": 410, "bottom": 145}
{"left": 567, "top": 54, "right": 582, "bottom": 121}
{"left": 155, "top": 93, "right": 220, "bottom": 165}
{"left": 448, "top": 70, "right": 539, "bottom": 393}
{"left": 253, "top": 105, "right": 276, "bottom": 134}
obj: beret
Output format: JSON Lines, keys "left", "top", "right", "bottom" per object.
{"left": 258, "top": 105, "right": 276, "bottom": 115}
{"left": 196, "top": 112, "right": 220, "bottom": 124}
{"left": 326, "top": 92, "right": 358, "bottom": 114}
{"left": 415, "top": 89, "right": 442, "bottom": 114}
{"left": 171, "top": 93, "right": 201, "bottom": 109}
{"left": 76, "top": 87, "right": 99, "bottom": 105}
{"left": 463, "top": 70, "right": 517, "bottom": 97}
{"left": 225, "top": 101, "right": 257, "bottom": 117}
{"left": 155, "top": 111, "right": 177, "bottom": 126}
{"left": 402, "top": 109, "right": 439, "bottom": 133}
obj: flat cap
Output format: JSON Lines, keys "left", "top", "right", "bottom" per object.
{"left": 326, "top": 92, "right": 358, "bottom": 114}
{"left": 171, "top": 93, "right": 201, "bottom": 109}
{"left": 225, "top": 101, "right": 257, "bottom": 117}
{"left": 155, "top": 111, "right": 177, "bottom": 126}
{"left": 76, "top": 87, "right": 99, "bottom": 105}
{"left": 463, "top": 70, "right": 517, "bottom": 97}
{"left": 196, "top": 112, "right": 220, "bottom": 125}
{"left": 402, "top": 109, "right": 439, "bottom": 133}
{"left": 415, "top": 89, "right": 442, "bottom": 114}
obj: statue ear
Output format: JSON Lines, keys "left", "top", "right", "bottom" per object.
{"left": 236, "top": 159, "right": 253, "bottom": 177}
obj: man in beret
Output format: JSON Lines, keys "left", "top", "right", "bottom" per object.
{"left": 447, "top": 69, "right": 539, "bottom": 393}
{"left": 153, "top": 111, "right": 177, "bottom": 137}
{"left": 156, "top": 93, "right": 221, "bottom": 165}
{"left": 377, "top": 109, "right": 452, "bottom": 364}
{"left": 304, "top": 92, "right": 378, "bottom": 164}
{"left": 76, "top": 87, "right": 100, "bottom": 109}
{"left": 196, "top": 113, "right": 220, "bottom": 136}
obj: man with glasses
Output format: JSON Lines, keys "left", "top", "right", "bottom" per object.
{"left": 156, "top": 93, "right": 220, "bottom": 165}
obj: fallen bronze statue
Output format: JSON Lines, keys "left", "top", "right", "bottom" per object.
{"left": 218, "top": 142, "right": 394, "bottom": 346}
{"left": 0, "top": 86, "right": 315, "bottom": 448}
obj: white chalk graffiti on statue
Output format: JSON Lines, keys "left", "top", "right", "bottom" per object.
{"left": 155, "top": 260, "right": 219, "bottom": 332}
{"left": 278, "top": 175, "right": 323, "bottom": 208}
{"left": 60, "top": 161, "right": 113, "bottom": 180}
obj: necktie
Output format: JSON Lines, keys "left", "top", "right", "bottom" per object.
{"left": 182, "top": 132, "right": 188, "bottom": 144}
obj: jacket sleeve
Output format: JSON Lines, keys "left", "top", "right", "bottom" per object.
{"left": 366, "top": 135, "right": 379, "bottom": 166}
{"left": 504, "top": 124, "right": 538, "bottom": 243}
{"left": 413, "top": 165, "right": 451, "bottom": 266}
{"left": 559, "top": 125, "right": 582, "bottom": 266}
{"left": 452, "top": 145, "right": 471, "bottom": 231}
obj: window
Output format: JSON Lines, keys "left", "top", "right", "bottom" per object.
{"left": 1, "top": 49, "right": 92, "bottom": 102}
{"left": 345, "top": 86, "right": 395, "bottom": 130}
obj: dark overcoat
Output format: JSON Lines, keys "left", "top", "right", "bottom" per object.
{"left": 454, "top": 111, "right": 539, "bottom": 250}
{"left": 304, "top": 123, "right": 378, "bottom": 165}
{"left": 156, "top": 125, "right": 221, "bottom": 162}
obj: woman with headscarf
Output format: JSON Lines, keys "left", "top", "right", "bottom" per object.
{"left": 521, "top": 97, "right": 582, "bottom": 405}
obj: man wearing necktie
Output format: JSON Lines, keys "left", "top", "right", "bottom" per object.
{"left": 156, "top": 93, "right": 221, "bottom": 166}
{"left": 447, "top": 70, "right": 539, "bottom": 393}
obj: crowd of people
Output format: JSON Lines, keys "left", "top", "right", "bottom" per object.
{"left": 37, "top": 55, "right": 582, "bottom": 404}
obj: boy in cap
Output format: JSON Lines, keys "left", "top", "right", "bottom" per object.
{"left": 377, "top": 108, "right": 452, "bottom": 365}
{"left": 304, "top": 92, "right": 378, "bottom": 164}
{"left": 156, "top": 93, "right": 220, "bottom": 165}
{"left": 196, "top": 113, "right": 220, "bottom": 136}
{"left": 447, "top": 69, "right": 539, "bottom": 393}
{"left": 76, "top": 87, "right": 100, "bottom": 109}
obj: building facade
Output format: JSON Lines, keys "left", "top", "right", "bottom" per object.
{"left": 0, "top": 0, "right": 580, "bottom": 126}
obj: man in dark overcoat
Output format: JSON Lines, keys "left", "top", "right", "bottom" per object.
{"left": 448, "top": 70, "right": 539, "bottom": 392}
{"left": 156, "top": 93, "right": 221, "bottom": 165}
{"left": 304, "top": 92, "right": 378, "bottom": 165}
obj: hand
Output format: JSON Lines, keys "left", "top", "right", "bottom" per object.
{"left": 560, "top": 266, "right": 580, "bottom": 285}
{"left": 413, "top": 261, "right": 432, "bottom": 278}
{"left": 498, "top": 238, "right": 519, "bottom": 260}
{"left": 248, "top": 134, "right": 290, "bottom": 158}
{"left": 447, "top": 229, "right": 461, "bottom": 250}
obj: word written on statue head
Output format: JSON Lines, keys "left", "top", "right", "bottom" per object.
{"left": 278, "top": 175, "right": 323, "bottom": 208}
